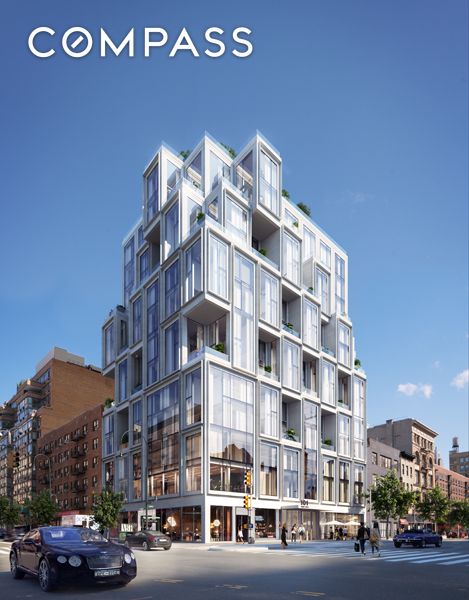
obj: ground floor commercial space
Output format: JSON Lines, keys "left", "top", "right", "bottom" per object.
{"left": 118, "top": 498, "right": 364, "bottom": 543}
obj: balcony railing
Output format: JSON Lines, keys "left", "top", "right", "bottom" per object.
{"left": 258, "top": 365, "right": 279, "bottom": 381}
{"left": 251, "top": 247, "right": 279, "bottom": 270}
{"left": 321, "top": 441, "right": 335, "bottom": 451}
{"left": 188, "top": 345, "right": 229, "bottom": 363}
{"left": 282, "top": 323, "right": 300, "bottom": 338}
{"left": 322, "top": 346, "right": 335, "bottom": 357}
{"left": 337, "top": 399, "right": 350, "bottom": 409}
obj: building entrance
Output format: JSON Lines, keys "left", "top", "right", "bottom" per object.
{"left": 235, "top": 514, "right": 250, "bottom": 543}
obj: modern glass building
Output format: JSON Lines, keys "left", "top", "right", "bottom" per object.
{"left": 101, "top": 132, "right": 367, "bottom": 542}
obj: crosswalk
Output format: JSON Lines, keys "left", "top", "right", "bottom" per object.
{"left": 0, "top": 542, "right": 11, "bottom": 556}
{"left": 266, "top": 542, "right": 469, "bottom": 567}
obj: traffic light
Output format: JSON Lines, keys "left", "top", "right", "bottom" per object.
{"left": 244, "top": 469, "right": 251, "bottom": 488}
{"left": 243, "top": 495, "right": 250, "bottom": 510}
{"left": 14, "top": 451, "right": 20, "bottom": 468}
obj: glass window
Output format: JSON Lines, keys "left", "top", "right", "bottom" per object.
{"left": 104, "top": 323, "right": 114, "bottom": 366}
{"left": 137, "top": 225, "right": 144, "bottom": 248}
{"left": 124, "top": 239, "right": 135, "bottom": 305}
{"left": 284, "top": 209, "right": 298, "bottom": 229}
{"left": 208, "top": 235, "right": 228, "bottom": 299}
{"left": 133, "top": 453, "right": 142, "bottom": 500}
{"left": 319, "top": 241, "right": 331, "bottom": 268}
{"left": 210, "top": 151, "right": 229, "bottom": 190}
{"left": 236, "top": 151, "right": 253, "bottom": 201}
{"left": 132, "top": 297, "right": 142, "bottom": 344}
{"left": 185, "top": 368, "right": 201, "bottom": 426}
{"left": 260, "top": 270, "right": 279, "bottom": 327}
{"left": 165, "top": 260, "right": 180, "bottom": 317}
{"left": 260, "top": 385, "right": 278, "bottom": 437}
{"left": 303, "top": 299, "right": 319, "bottom": 349}
{"left": 166, "top": 160, "right": 180, "bottom": 196}
{"left": 282, "top": 340, "right": 300, "bottom": 391}
{"left": 335, "top": 255, "right": 346, "bottom": 315}
{"left": 321, "top": 360, "right": 335, "bottom": 406}
{"left": 185, "top": 433, "right": 201, "bottom": 492}
{"left": 338, "top": 415, "right": 351, "bottom": 456}
{"left": 132, "top": 400, "right": 142, "bottom": 445}
{"left": 303, "top": 228, "right": 315, "bottom": 260}
{"left": 139, "top": 249, "right": 150, "bottom": 283}
{"left": 164, "top": 202, "right": 179, "bottom": 259}
{"left": 209, "top": 366, "right": 254, "bottom": 493}
{"left": 315, "top": 267, "right": 330, "bottom": 314}
{"left": 259, "top": 150, "right": 279, "bottom": 215}
{"left": 225, "top": 195, "right": 248, "bottom": 242}
{"left": 338, "top": 323, "right": 350, "bottom": 367}
{"left": 233, "top": 252, "right": 255, "bottom": 372}
{"left": 304, "top": 401, "right": 318, "bottom": 500}
{"left": 339, "top": 461, "right": 350, "bottom": 503}
{"left": 147, "top": 381, "right": 179, "bottom": 497}
{"left": 118, "top": 360, "right": 127, "bottom": 403}
{"left": 164, "top": 321, "right": 179, "bottom": 375}
{"left": 147, "top": 280, "right": 159, "bottom": 385}
{"left": 184, "top": 239, "right": 202, "bottom": 302}
{"left": 260, "top": 443, "right": 278, "bottom": 496}
{"left": 103, "top": 414, "right": 114, "bottom": 456}
{"left": 283, "top": 233, "right": 300, "bottom": 285}
{"left": 322, "top": 458, "right": 335, "bottom": 502}
{"left": 147, "top": 165, "right": 159, "bottom": 221}
{"left": 283, "top": 449, "right": 299, "bottom": 498}
{"left": 354, "top": 464, "right": 365, "bottom": 504}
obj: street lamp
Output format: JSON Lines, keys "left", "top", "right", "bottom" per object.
{"left": 33, "top": 453, "right": 52, "bottom": 497}
{"left": 119, "top": 427, "right": 152, "bottom": 531}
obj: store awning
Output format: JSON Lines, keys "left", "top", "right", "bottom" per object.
{"left": 399, "top": 518, "right": 409, "bottom": 525}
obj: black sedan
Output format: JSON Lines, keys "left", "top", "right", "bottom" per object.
{"left": 393, "top": 528, "right": 442, "bottom": 548}
{"left": 10, "top": 526, "right": 137, "bottom": 592}
{"left": 122, "top": 530, "right": 172, "bottom": 551}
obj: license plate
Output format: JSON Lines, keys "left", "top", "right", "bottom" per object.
{"left": 94, "top": 569, "right": 120, "bottom": 577}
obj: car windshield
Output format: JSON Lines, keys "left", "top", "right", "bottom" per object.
{"left": 42, "top": 528, "right": 108, "bottom": 544}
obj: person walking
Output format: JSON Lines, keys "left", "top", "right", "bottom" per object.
{"left": 370, "top": 521, "right": 381, "bottom": 557}
{"left": 291, "top": 524, "right": 297, "bottom": 543}
{"left": 237, "top": 526, "right": 244, "bottom": 543}
{"left": 356, "top": 521, "right": 370, "bottom": 555}
{"left": 281, "top": 523, "right": 288, "bottom": 549}
{"left": 298, "top": 524, "right": 305, "bottom": 543}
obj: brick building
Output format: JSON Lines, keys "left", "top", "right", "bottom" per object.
{"left": 37, "top": 405, "right": 103, "bottom": 517}
{"left": 449, "top": 437, "right": 469, "bottom": 477}
{"left": 0, "top": 347, "right": 113, "bottom": 504}
{"left": 434, "top": 463, "right": 469, "bottom": 501}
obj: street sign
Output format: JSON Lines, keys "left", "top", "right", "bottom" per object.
{"left": 249, "top": 523, "right": 254, "bottom": 529}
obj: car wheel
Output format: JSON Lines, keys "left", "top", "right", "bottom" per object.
{"left": 38, "top": 559, "right": 54, "bottom": 592}
{"left": 163, "top": 546, "right": 171, "bottom": 551}
{"left": 394, "top": 542, "right": 402, "bottom": 548}
{"left": 142, "top": 541, "right": 150, "bottom": 551}
{"left": 435, "top": 540, "right": 442, "bottom": 547}
{"left": 10, "top": 552, "right": 25, "bottom": 580}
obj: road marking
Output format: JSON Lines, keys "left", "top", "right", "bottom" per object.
{"left": 129, "top": 597, "right": 153, "bottom": 600}
{"left": 154, "top": 579, "right": 183, "bottom": 584}
{"left": 411, "top": 554, "right": 468, "bottom": 564}
{"left": 216, "top": 584, "right": 248, "bottom": 589}
{"left": 384, "top": 552, "right": 461, "bottom": 563}
{"left": 293, "top": 593, "right": 325, "bottom": 597}
{"left": 437, "top": 557, "right": 469, "bottom": 565}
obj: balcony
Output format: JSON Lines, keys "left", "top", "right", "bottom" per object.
{"left": 71, "top": 447, "right": 85, "bottom": 458}
{"left": 321, "top": 441, "right": 336, "bottom": 452}
{"left": 322, "top": 346, "right": 335, "bottom": 357}
{"left": 251, "top": 247, "right": 279, "bottom": 270}
{"left": 72, "top": 431, "right": 86, "bottom": 441}
{"left": 258, "top": 364, "right": 279, "bottom": 382}
{"left": 72, "top": 466, "right": 87, "bottom": 476}
{"left": 282, "top": 322, "right": 300, "bottom": 338}
{"left": 187, "top": 344, "right": 229, "bottom": 364}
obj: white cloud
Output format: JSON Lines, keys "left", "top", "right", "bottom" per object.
{"left": 397, "top": 383, "right": 433, "bottom": 398}
{"left": 397, "top": 383, "right": 419, "bottom": 396}
{"left": 432, "top": 360, "right": 440, "bottom": 369}
{"left": 348, "top": 191, "right": 374, "bottom": 205}
{"left": 451, "top": 369, "right": 469, "bottom": 390}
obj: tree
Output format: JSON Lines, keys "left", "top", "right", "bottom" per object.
{"left": 447, "top": 500, "right": 469, "bottom": 530}
{"left": 92, "top": 490, "right": 124, "bottom": 538}
{"left": 368, "top": 470, "right": 415, "bottom": 538}
{"left": 23, "top": 492, "right": 57, "bottom": 527}
{"left": 0, "top": 496, "right": 21, "bottom": 529}
{"left": 415, "top": 486, "right": 450, "bottom": 528}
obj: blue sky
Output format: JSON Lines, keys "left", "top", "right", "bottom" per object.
{"left": 0, "top": 0, "right": 467, "bottom": 463}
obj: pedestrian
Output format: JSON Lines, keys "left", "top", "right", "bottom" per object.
{"left": 237, "top": 526, "right": 244, "bottom": 543}
{"left": 298, "top": 524, "right": 305, "bottom": 543}
{"left": 370, "top": 521, "right": 381, "bottom": 557}
{"left": 291, "top": 524, "right": 297, "bottom": 543}
{"left": 356, "top": 521, "right": 370, "bottom": 555}
{"left": 338, "top": 526, "right": 343, "bottom": 541}
{"left": 329, "top": 527, "right": 334, "bottom": 540}
{"left": 343, "top": 526, "right": 348, "bottom": 540}
{"left": 281, "top": 523, "right": 288, "bottom": 549}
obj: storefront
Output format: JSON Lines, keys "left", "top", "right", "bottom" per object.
{"left": 281, "top": 507, "right": 320, "bottom": 540}
{"left": 255, "top": 508, "right": 277, "bottom": 539}
{"left": 132, "top": 506, "right": 202, "bottom": 541}
{"left": 210, "top": 506, "right": 232, "bottom": 541}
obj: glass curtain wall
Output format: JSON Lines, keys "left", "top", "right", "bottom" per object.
{"left": 233, "top": 252, "right": 255, "bottom": 371}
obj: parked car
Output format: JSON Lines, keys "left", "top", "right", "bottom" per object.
{"left": 10, "top": 526, "right": 137, "bottom": 592}
{"left": 122, "top": 530, "right": 172, "bottom": 551}
{"left": 393, "top": 528, "right": 442, "bottom": 548}
{"left": 0, "top": 528, "right": 6, "bottom": 539}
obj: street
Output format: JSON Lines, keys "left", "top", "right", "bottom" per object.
{"left": 0, "top": 540, "right": 468, "bottom": 599}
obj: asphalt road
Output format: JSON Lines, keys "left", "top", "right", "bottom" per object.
{"left": 1, "top": 540, "right": 468, "bottom": 599}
